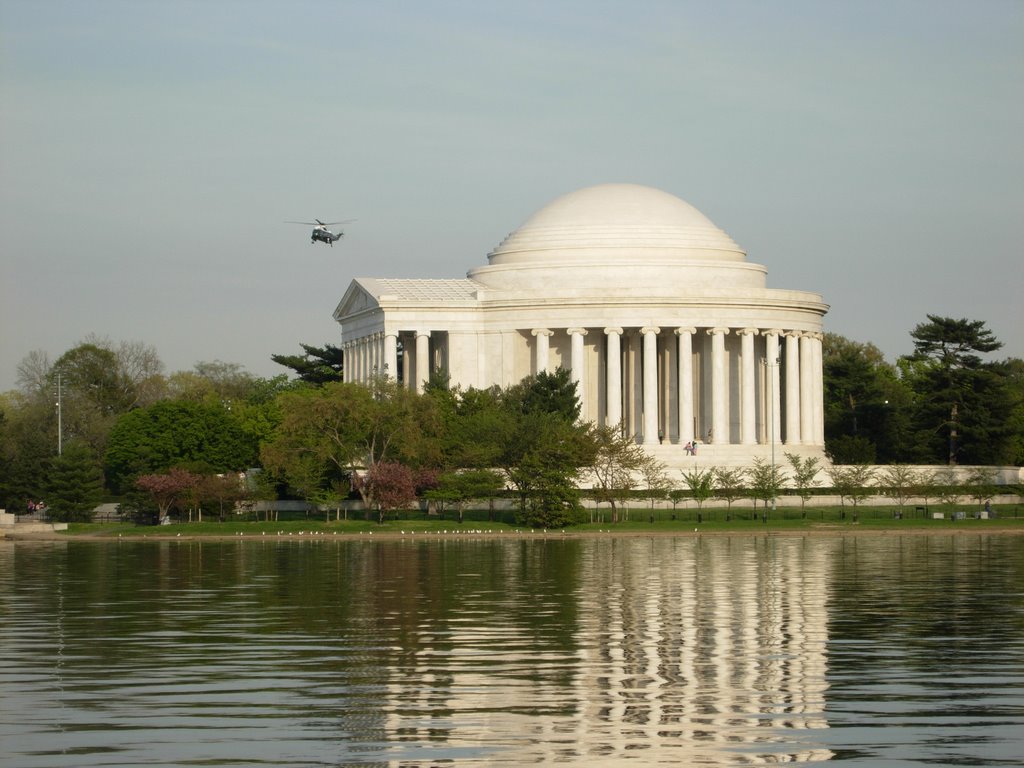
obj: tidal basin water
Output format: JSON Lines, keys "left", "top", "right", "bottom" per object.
{"left": 1, "top": 534, "right": 1022, "bottom": 767}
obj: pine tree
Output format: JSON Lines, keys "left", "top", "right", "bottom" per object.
{"left": 45, "top": 441, "right": 105, "bottom": 522}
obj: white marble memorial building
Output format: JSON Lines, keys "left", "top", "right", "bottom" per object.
{"left": 334, "top": 184, "right": 828, "bottom": 467}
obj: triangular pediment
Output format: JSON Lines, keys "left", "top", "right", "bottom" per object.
{"left": 333, "top": 280, "right": 380, "bottom": 320}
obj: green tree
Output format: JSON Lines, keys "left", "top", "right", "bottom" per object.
{"left": 963, "top": 466, "right": 997, "bottom": 508}
{"left": 747, "top": 457, "right": 786, "bottom": 513}
{"left": 261, "top": 379, "right": 440, "bottom": 508}
{"left": 0, "top": 393, "right": 53, "bottom": 512}
{"left": 822, "top": 333, "right": 913, "bottom": 463}
{"left": 713, "top": 467, "right": 746, "bottom": 512}
{"left": 503, "top": 368, "right": 581, "bottom": 422}
{"left": 826, "top": 464, "right": 875, "bottom": 509}
{"left": 198, "top": 473, "right": 248, "bottom": 522}
{"left": 425, "top": 469, "right": 505, "bottom": 524}
{"left": 1004, "top": 358, "right": 1024, "bottom": 465}
{"left": 104, "top": 400, "right": 257, "bottom": 493}
{"left": 902, "top": 315, "right": 1013, "bottom": 464}
{"left": 482, "top": 370, "right": 594, "bottom": 527}
{"left": 507, "top": 413, "right": 595, "bottom": 528}
{"left": 587, "top": 423, "right": 648, "bottom": 523}
{"left": 271, "top": 343, "right": 344, "bottom": 385}
{"left": 680, "top": 467, "right": 715, "bottom": 511}
{"left": 638, "top": 453, "right": 671, "bottom": 520}
{"left": 878, "top": 464, "right": 921, "bottom": 510}
{"left": 44, "top": 441, "right": 105, "bottom": 522}
{"left": 785, "top": 453, "right": 821, "bottom": 510}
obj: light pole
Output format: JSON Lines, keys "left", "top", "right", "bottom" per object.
{"left": 762, "top": 357, "right": 779, "bottom": 513}
{"left": 55, "top": 372, "right": 63, "bottom": 456}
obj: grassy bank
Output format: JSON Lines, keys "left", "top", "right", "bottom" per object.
{"left": 53, "top": 503, "right": 1024, "bottom": 538}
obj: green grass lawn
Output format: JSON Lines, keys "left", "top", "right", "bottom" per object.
{"left": 63, "top": 503, "right": 1024, "bottom": 538}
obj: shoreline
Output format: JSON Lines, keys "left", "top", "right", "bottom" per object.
{"left": 6, "top": 524, "right": 1024, "bottom": 543}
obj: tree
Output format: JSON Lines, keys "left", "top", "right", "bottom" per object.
{"left": 963, "top": 466, "right": 997, "bottom": 508}
{"left": 747, "top": 458, "right": 787, "bottom": 513}
{"left": 638, "top": 453, "right": 671, "bottom": 520}
{"left": 878, "top": 465, "right": 921, "bottom": 510}
{"left": 826, "top": 465, "right": 875, "bottom": 510}
{"left": 491, "top": 371, "right": 594, "bottom": 528}
{"left": 0, "top": 393, "right": 53, "bottom": 512}
{"left": 503, "top": 368, "right": 581, "bottom": 422}
{"left": 260, "top": 379, "right": 440, "bottom": 508}
{"left": 822, "top": 334, "right": 912, "bottom": 463}
{"left": 15, "top": 349, "right": 51, "bottom": 397}
{"left": 508, "top": 413, "right": 595, "bottom": 528}
{"left": 198, "top": 474, "right": 248, "bottom": 522}
{"left": 425, "top": 469, "right": 505, "bottom": 524}
{"left": 135, "top": 468, "right": 201, "bottom": 524}
{"left": 52, "top": 337, "right": 164, "bottom": 414}
{"left": 903, "top": 315, "right": 1013, "bottom": 464}
{"left": 271, "top": 343, "right": 344, "bottom": 385}
{"left": 44, "top": 441, "right": 105, "bottom": 522}
{"left": 680, "top": 467, "right": 715, "bottom": 511}
{"left": 357, "top": 461, "right": 416, "bottom": 524}
{"left": 105, "top": 400, "right": 256, "bottom": 493}
{"left": 785, "top": 453, "right": 821, "bottom": 510}
{"left": 932, "top": 467, "right": 961, "bottom": 506}
{"left": 587, "top": 423, "right": 648, "bottom": 523}
{"left": 425, "top": 381, "right": 506, "bottom": 470}
{"left": 1005, "top": 358, "right": 1024, "bottom": 466}
{"left": 713, "top": 467, "right": 746, "bottom": 513}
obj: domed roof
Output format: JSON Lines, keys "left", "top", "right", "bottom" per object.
{"left": 486, "top": 183, "right": 746, "bottom": 266}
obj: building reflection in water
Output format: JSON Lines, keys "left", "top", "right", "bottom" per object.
{"left": 377, "top": 536, "right": 834, "bottom": 764}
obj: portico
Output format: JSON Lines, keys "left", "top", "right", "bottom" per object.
{"left": 334, "top": 184, "right": 829, "bottom": 467}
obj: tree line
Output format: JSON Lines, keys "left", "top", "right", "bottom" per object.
{"left": 0, "top": 317, "right": 1020, "bottom": 525}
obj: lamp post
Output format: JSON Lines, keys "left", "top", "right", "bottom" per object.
{"left": 55, "top": 372, "right": 63, "bottom": 456}
{"left": 762, "top": 357, "right": 779, "bottom": 513}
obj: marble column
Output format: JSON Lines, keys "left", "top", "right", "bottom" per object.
{"left": 415, "top": 331, "right": 431, "bottom": 394}
{"left": 532, "top": 328, "right": 552, "bottom": 375}
{"left": 604, "top": 328, "right": 623, "bottom": 429}
{"left": 800, "top": 333, "right": 814, "bottom": 444}
{"left": 764, "top": 330, "right": 782, "bottom": 447}
{"left": 675, "top": 327, "right": 695, "bottom": 445}
{"left": 399, "top": 334, "right": 410, "bottom": 389}
{"left": 785, "top": 331, "right": 801, "bottom": 445}
{"left": 708, "top": 327, "right": 729, "bottom": 444}
{"left": 568, "top": 328, "right": 587, "bottom": 420}
{"left": 739, "top": 328, "right": 759, "bottom": 445}
{"left": 811, "top": 332, "right": 824, "bottom": 446}
{"left": 641, "top": 327, "right": 660, "bottom": 445}
{"left": 384, "top": 333, "right": 398, "bottom": 380}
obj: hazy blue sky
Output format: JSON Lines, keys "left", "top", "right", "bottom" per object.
{"left": 2, "top": 0, "right": 1021, "bottom": 390}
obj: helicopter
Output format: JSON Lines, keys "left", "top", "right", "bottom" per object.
{"left": 286, "top": 219, "right": 353, "bottom": 246}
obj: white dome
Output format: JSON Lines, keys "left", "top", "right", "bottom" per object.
{"left": 486, "top": 183, "right": 746, "bottom": 266}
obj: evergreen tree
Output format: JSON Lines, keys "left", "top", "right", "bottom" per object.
{"left": 271, "top": 343, "right": 344, "bottom": 385}
{"left": 902, "top": 316, "right": 1013, "bottom": 464}
{"left": 822, "top": 333, "right": 911, "bottom": 462}
{"left": 45, "top": 441, "right": 105, "bottom": 522}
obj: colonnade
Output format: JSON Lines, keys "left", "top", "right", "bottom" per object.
{"left": 342, "top": 324, "right": 824, "bottom": 449}
{"left": 527, "top": 324, "right": 823, "bottom": 448}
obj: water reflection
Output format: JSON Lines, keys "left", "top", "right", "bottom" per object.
{"left": 1, "top": 534, "right": 1022, "bottom": 766}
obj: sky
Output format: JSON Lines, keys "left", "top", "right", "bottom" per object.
{"left": 2, "top": 0, "right": 1022, "bottom": 391}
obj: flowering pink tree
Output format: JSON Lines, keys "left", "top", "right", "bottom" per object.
{"left": 135, "top": 468, "right": 200, "bottom": 524}
{"left": 358, "top": 462, "right": 416, "bottom": 524}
